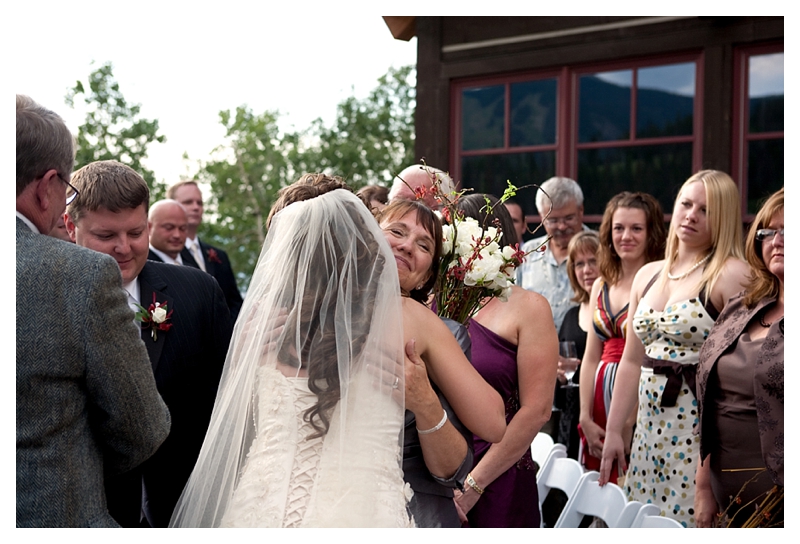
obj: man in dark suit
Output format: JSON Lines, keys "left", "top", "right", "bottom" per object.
{"left": 167, "top": 180, "right": 243, "bottom": 320}
{"left": 146, "top": 199, "right": 195, "bottom": 266}
{"left": 66, "top": 160, "right": 234, "bottom": 528}
{"left": 16, "top": 95, "right": 170, "bottom": 527}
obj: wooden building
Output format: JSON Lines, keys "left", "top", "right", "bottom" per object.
{"left": 385, "top": 16, "right": 783, "bottom": 223}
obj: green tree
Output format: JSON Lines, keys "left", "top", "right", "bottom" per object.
{"left": 292, "top": 65, "right": 416, "bottom": 188}
{"left": 198, "top": 65, "right": 416, "bottom": 289}
{"left": 197, "top": 106, "right": 296, "bottom": 289}
{"left": 66, "top": 62, "right": 167, "bottom": 199}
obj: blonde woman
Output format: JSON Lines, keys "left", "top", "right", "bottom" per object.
{"left": 599, "top": 171, "right": 749, "bottom": 527}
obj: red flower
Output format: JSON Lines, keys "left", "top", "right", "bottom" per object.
{"left": 206, "top": 248, "right": 223, "bottom": 264}
{"left": 441, "top": 207, "right": 452, "bottom": 223}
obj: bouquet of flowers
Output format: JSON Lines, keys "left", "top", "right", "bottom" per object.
{"left": 435, "top": 212, "right": 526, "bottom": 324}
{"left": 396, "top": 162, "right": 551, "bottom": 325}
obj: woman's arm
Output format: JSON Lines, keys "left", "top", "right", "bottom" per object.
{"left": 598, "top": 264, "right": 655, "bottom": 485}
{"left": 695, "top": 455, "right": 718, "bottom": 527}
{"left": 410, "top": 303, "right": 506, "bottom": 444}
{"left": 578, "top": 279, "right": 606, "bottom": 459}
{"left": 403, "top": 339, "right": 470, "bottom": 479}
{"left": 456, "top": 290, "right": 558, "bottom": 513}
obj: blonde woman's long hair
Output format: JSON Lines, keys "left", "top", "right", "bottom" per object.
{"left": 660, "top": 170, "right": 744, "bottom": 301}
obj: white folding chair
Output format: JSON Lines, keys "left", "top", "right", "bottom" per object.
{"left": 630, "top": 503, "right": 684, "bottom": 528}
{"left": 536, "top": 452, "right": 583, "bottom": 526}
{"left": 615, "top": 500, "right": 645, "bottom": 528}
{"left": 554, "top": 471, "right": 628, "bottom": 528}
{"left": 531, "top": 432, "right": 555, "bottom": 472}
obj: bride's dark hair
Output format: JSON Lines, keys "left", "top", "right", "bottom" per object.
{"left": 269, "top": 173, "right": 383, "bottom": 438}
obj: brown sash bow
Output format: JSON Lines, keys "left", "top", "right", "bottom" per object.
{"left": 642, "top": 356, "right": 697, "bottom": 407}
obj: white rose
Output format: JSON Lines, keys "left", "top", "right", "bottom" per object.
{"left": 152, "top": 306, "right": 168, "bottom": 323}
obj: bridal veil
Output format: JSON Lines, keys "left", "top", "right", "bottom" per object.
{"left": 169, "top": 189, "right": 410, "bottom": 527}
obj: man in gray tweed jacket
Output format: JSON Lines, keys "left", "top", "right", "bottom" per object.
{"left": 16, "top": 95, "right": 171, "bottom": 527}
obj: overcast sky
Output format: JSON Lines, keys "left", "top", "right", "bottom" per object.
{"left": 13, "top": 2, "right": 417, "bottom": 185}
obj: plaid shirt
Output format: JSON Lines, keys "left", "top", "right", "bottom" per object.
{"left": 516, "top": 226, "right": 592, "bottom": 330}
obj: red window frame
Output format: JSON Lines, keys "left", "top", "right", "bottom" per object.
{"left": 731, "top": 42, "right": 784, "bottom": 221}
{"left": 451, "top": 52, "right": 703, "bottom": 224}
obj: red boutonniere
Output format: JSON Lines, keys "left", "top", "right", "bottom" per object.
{"left": 134, "top": 292, "right": 174, "bottom": 341}
{"left": 206, "top": 248, "right": 223, "bottom": 264}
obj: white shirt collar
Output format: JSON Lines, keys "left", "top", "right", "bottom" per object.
{"left": 185, "top": 235, "right": 200, "bottom": 249}
{"left": 123, "top": 277, "right": 141, "bottom": 314}
{"left": 16, "top": 211, "right": 40, "bottom": 234}
{"left": 149, "top": 245, "right": 183, "bottom": 265}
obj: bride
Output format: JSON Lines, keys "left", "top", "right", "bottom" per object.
{"left": 169, "top": 182, "right": 412, "bottom": 527}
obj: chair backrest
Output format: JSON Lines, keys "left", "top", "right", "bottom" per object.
{"left": 554, "top": 471, "right": 628, "bottom": 528}
{"left": 537, "top": 453, "right": 582, "bottom": 509}
{"left": 631, "top": 504, "right": 684, "bottom": 528}
{"left": 615, "top": 500, "right": 644, "bottom": 528}
{"left": 531, "top": 432, "right": 555, "bottom": 469}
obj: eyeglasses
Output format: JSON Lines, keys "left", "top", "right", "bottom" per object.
{"left": 755, "top": 228, "right": 784, "bottom": 242}
{"left": 57, "top": 173, "right": 79, "bottom": 205}
{"left": 573, "top": 259, "right": 597, "bottom": 270}
{"left": 544, "top": 214, "right": 578, "bottom": 227}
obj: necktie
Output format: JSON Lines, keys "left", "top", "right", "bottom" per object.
{"left": 191, "top": 241, "right": 207, "bottom": 272}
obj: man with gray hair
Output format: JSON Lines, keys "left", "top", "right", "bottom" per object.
{"left": 518, "top": 176, "right": 592, "bottom": 330}
{"left": 16, "top": 95, "right": 170, "bottom": 527}
{"left": 389, "top": 164, "right": 455, "bottom": 210}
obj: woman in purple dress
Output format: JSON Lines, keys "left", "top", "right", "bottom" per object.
{"left": 452, "top": 194, "right": 559, "bottom": 528}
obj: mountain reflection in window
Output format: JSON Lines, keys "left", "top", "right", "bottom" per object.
{"left": 462, "top": 85, "right": 505, "bottom": 150}
{"left": 579, "top": 70, "right": 631, "bottom": 142}
{"left": 510, "top": 79, "right": 557, "bottom": 147}
{"left": 579, "top": 63, "right": 695, "bottom": 142}
{"left": 637, "top": 63, "right": 694, "bottom": 138}
{"left": 749, "top": 52, "right": 783, "bottom": 134}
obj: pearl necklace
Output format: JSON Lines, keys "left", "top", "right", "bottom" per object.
{"left": 667, "top": 252, "right": 712, "bottom": 281}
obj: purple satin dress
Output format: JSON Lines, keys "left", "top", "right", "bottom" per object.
{"left": 466, "top": 319, "right": 540, "bottom": 528}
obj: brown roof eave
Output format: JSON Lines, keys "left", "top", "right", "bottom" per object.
{"left": 383, "top": 16, "right": 416, "bottom": 41}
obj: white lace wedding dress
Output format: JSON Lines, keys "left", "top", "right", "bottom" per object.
{"left": 220, "top": 368, "right": 413, "bottom": 528}
{"left": 168, "top": 190, "right": 412, "bottom": 528}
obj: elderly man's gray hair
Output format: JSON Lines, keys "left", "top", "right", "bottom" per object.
{"left": 535, "top": 176, "right": 584, "bottom": 215}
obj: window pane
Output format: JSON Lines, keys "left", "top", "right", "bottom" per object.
{"left": 462, "top": 85, "right": 505, "bottom": 150}
{"left": 579, "top": 70, "right": 631, "bottom": 142}
{"left": 747, "top": 139, "right": 784, "bottom": 214}
{"left": 749, "top": 53, "right": 784, "bottom": 133}
{"left": 637, "top": 63, "right": 695, "bottom": 138}
{"left": 577, "top": 143, "right": 693, "bottom": 216}
{"left": 510, "top": 79, "right": 557, "bottom": 147}
{"left": 461, "top": 151, "right": 556, "bottom": 218}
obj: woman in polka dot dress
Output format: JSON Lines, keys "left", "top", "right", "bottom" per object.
{"left": 597, "top": 171, "right": 750, "bottom": 527}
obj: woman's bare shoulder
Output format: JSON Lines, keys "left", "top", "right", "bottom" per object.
{"left": 510, "top": 284, "right": 546, "bottom": 304}
{"left": 714, "top": 257, "right": 751, "bottom": 301}
{"left": 402, "top": 298, "right": 443, "bottom": 329}
{"left": 634, "top": 260, "right": 664, "bottom": 285}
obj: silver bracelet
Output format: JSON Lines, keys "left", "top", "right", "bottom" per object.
{"left": 417, "top": 410, "right": 447, "bottom": 435}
